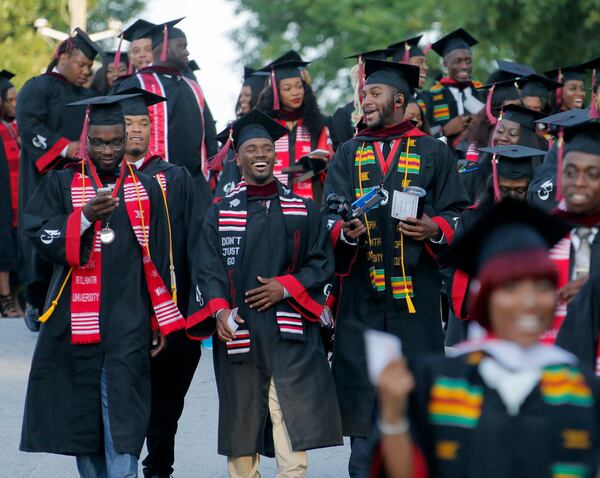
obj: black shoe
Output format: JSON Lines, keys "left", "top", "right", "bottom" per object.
{"left": 24, "top": 305, "right": 40, "bottom": 332}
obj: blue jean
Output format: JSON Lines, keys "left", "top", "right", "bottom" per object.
{"left": 76, "top": 367, "right": 138, "bottom": 478}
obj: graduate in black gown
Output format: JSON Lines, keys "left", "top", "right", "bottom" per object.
{"left": 121, "top": 19, "right": 155, "bottom": 73}
{"left": 323, "top": 58, "right": 469, "bottom": 477}
{"left": 20, "top": 94, "right": 185, "bottom": 477}
{"left": 446, "top": 145, "right": 548, "bottom": 347}
{"left": 17, "top": 28, "right": 100, "bottom": 330}
{"left": 118, "top": 87, "right": 208, "bottom": 478}
{"left": 116, "top": 18, "right": 218, "bottom": 188}
{"left": 375, "top": 200, "right": 600, "bottom": 478}
{"left": 428, "top": 29, "right": 483, "bottom": 144}
{"left": 186, "top": 110, "right": 343, "bottom": 477}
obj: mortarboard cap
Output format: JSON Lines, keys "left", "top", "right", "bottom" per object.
{"left": 534, "top": 107, "right": 592, "bottom": 129}
{"left": 216, "top": 109, "right": 288, "bottom": 148}
{"left": 122, "top": 19, "right": 155, "bottom": 42}
{"left": 501, "top": 103, "right": 546, "bottom": 130}
{"left": 243, "top": 66, "right": 268, "bottom": 92}
{"left": 259, "top": 50, "right": 310, "bottom": 81}
{"left": 478, "top": 77, "right": 521, "bottom": 110}
{"left": 0, "top": 70, "right": 15, "bottom": 94}
{"left": 545, "top": 64, "right": 587, "bottom": 83}
{"left": 431, "top": 28, "right": 477, "bottom": 57}
{"left": 68, "top": 93, "right": 142, "bottom": 126}
{"left": 563, "top": 120, "right": 600, "bottom": 156}
{"left": 518, "top": 73, "right": 562, "bottom": 99}
{"left": 145, "top": 18, "right": 186, "bottom": 50}
{"left": 387, "top": 35, "right": 425, "bottom": 62}
{"left": 71, "top": 28, "right": 103, "bottom": 61}
{"left": 102, "top": 51, "right": 129, "bottom": 66}
{"left": 496, "top": 60, "right": 536, "bottom": 78}
{"left": 345, "top": 48, "right": 391, "bottom": 62}
{"left": 478, "top": 145, "right": 546, "bottom": 180}
{"left": 111, "top": 86, "right": 166, "bottom": 116}
{"left": 364, "top": 58, "right": 420, "bottom": 94}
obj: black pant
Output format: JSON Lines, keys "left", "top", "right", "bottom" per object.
{"left": 142, "top": 330, "right": 202, "bottom": 477}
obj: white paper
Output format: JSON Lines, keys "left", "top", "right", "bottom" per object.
{"left": 364, "top": 329, "right": 403, "bottom": 384}
{"left": 227, "top": 307, "right": 239, "bottom": 334}
{"left": 391, "top": 190, "right": 419, "bottom": 220}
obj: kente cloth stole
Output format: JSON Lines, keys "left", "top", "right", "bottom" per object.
{"left": 67, "top": 162, "right": 185, "bottom": 344}
{"left": 353, "top": 137, "right": 422, "bottom": 312}
{"left": 217, "top": 180, "right": 308, "bottom": 358}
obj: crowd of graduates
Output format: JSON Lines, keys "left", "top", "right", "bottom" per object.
{"left": 2, "top": 14, "right": 600, "bottom": 478}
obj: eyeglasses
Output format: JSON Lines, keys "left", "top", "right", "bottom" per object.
{"left": 87, "top": 136, "right": 127, "bottom": 151}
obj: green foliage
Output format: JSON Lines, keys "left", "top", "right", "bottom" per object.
{"left": 230, "top": 0, "right": 600, "bottom": 111}
{"left": 0, "top": 0, "right": 144, "bottom": 88}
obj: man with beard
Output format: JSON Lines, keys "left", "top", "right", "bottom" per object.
{"left": 323, "top": 58, "right": 469, "bottom": 477}
{"left": 116, "top": 18, "right": 218, "bottom": 189}
{"left": 17, "top": 28, "right": 100, "bottom": 331}
{"left": 20, "top": 94, "right": 184, "bottom": 477}
{"left": 118, "top": 87, "right": 208, "bottom": 478}
{"left": 428, "top": 28, "right": 483, "bottom": 143}
{"left": 187, "top": 110, "right": 343, "bottom": 478}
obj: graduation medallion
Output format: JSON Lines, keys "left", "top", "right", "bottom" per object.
{"left": 100, "top": 227, "right": 115, "bottom": 244}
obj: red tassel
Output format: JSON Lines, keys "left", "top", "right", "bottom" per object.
{"left": 271, "top": 67, "right": 280, "bottom": 111}
{"left": 160, "top": 25, "right": 168, "bottom": 63}
{"left": 208, "top": 128, "right": 233, "bottom": 172}
{"left": 485, "top": 83, "right": 497, "bottom": 125}
{"left": 77, "top": 105, "right": 91, "bottom": 160}
{"left": 491, "top": 154, "right": 501, "bottom": 202}
{"left": 402, "top": 43, "right": 410, "bottom": 64}
{"left": 113, "top": 34, "right": 124, "bottom": 70}
{"left": 357, "top": 55, "right": 365, "bottom": 103}
{"left": 127, "top": 62, "right": 134, "bottom": 75}
{"left": 422, "top": 43, "right": 432, "bottom": 55}
{"left": 556, "top": 128, "right": 564, "bottom": 200}
{"left": 555, "top": 69, "right": 563, "bottom": 109}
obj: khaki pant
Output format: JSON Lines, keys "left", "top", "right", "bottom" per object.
{"left": 227, "top": 378, "right": 308, "bottom": 478}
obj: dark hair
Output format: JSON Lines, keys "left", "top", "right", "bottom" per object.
{"left": 235, "top": 84, "right": 265, "bottom": 118}
{"left": 407, "top": 99, "right": 431, "bottom": 135}
{"left": 465, "top": 109, "right": 494, "bottom": 148}
{"left": 256, "top": 79, "right": 325, "bottom": 141}
{"left": 90, "top": 65, "right": 109, "bottom": 95}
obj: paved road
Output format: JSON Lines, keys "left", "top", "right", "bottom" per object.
{"left": 0, "top": 318, "right": 350, "bottom": 477}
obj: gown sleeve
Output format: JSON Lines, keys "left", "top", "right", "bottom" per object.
{"left": 23, "top": 170, "right": 93, "bottom": 267}
{"left": 426, "top": 141, "right": 470, "bottom": 245}
{"left": 16, "top": 78, "right": 72, "bottom": 174}
{"left": 274, "top": 200, "right": 335, "bottom": 322}
{"left": 202, "top": 102, "right": 219, "bottom": 160}
{"left": 185, "top": 204, "right": 231, "bottom": 339}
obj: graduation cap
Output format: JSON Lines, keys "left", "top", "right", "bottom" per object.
{"left": 102, "top": 51, "right": 129, "bottom": 67}
{"left": 144, "top": 18, "right": 186, "bottom": 62}
{"left": 111, "top": 86, "right": 166, "bottom": 116}
{"left": 0, "top": 70, "right": 15, "bottom": 95}
{"left": 563, "top": 120, "right": 600, "bottom": 156}
{"left": 364, "top": 58, "right": 420, "bottom": 95}
{"left": 478, "top": 145, "right": 546, "bottom": 180}
{"left": 67, "top": 93, "right": 142, "bottom": 159}
{"left": 122, "top": 19, "right": 155, "bottom": 42}
{"left": 478, "top": 77, "right": 521, "bottom": 124}
{"left": 501, "top": 103, "right": 546, "bottom": 130}
{"left": 387, "top": 35, "right": 425, "bottom": 63}
{"left": 444, "top": 198, "right": 569, "bottom": 326}
{"left": 242, "top": 66, "right": 268, "bottom": 93}
{"left": 259, "top": 50, "right": 310, "bottom": 111}
{"left": 431, "top": 28, "right": 477, "bottom": 57}
{"left": 518, "top": 73, "right": 563, "bottom": 99}
{"left": 282, "top": 149, "right": 329, "bottom": 182}
{"left": 344, "top": 48, "right": 391, "bottom": 62}
{"left": 496, "top": 60, "right": 536, "bottom": 78}
{"left": 209, "top": 110, "right": 288, "bottom": 172}
{"left": 70, "top": 28, "right": 103, "bottom": 61}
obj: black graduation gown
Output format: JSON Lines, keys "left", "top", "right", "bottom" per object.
{"left": 16, "top": 73, "right": 94, "bottom": 284}
{"left": 403, "top": 352, "right": 600, "bottom": 478}
{"left": 528, "top": 144, "right": 558, "bottom": 212}
{"left": 330, "top": 102, "right": 355, "bottom": 151}
{"left": 187, "top": 187, "right": 343, "bottom": 457}
{"left": 324, "top": 131, "right": 469, "bottom": 437}
{"left": 116, "top": 68, "right": 218, "bottom": 180}
{"left": 20, "top": 166, "right": 171, "bottom": 456}
{"left": 0, "top": 140, "right": 16, "bottom": 270}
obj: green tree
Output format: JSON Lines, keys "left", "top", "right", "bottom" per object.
{"left": 0, "top": 0, "right": 144, "bottom": 88}
{"left": 230, "top": 0, "right": 600, "bottom": 111}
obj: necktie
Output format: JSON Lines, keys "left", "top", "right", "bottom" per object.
{"left": 573, "top": 227, "right": 593, "bottom": 279}
{"left": 460, "top": 90, "right": 467, "bottom": 114}
{"left": 382, "top": 140, "right": 391, "bottom": 159}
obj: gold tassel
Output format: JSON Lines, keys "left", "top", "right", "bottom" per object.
{"left": 39, "top": 268, "right": 73, "bottom": 323}
{"left": 405, "top": 292, "right": 416, "bottom": 314}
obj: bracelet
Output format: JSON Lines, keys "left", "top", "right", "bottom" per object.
{"left": 377, "top": 417, "right": 410, "bottom": 435}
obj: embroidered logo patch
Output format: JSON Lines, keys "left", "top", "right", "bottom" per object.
{"left": 40, "top": 229, "right": 60, "bottom": 244}
{"left": 32, "top": 134, "right": 47, "bottom": 149}
{"left": 561, "top": 429, "right": 591, "bottom": 450}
